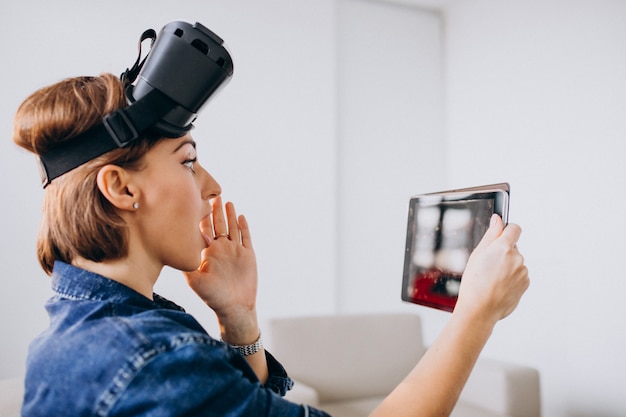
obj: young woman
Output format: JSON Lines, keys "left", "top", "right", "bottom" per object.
{"left": 14, "top": 73, "right": 528, "bottom": 416}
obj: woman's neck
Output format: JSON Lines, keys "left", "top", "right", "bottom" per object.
{"left": 71, "top": 255, "right": 161, "bottom": 300}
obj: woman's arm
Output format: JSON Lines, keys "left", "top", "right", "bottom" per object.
{"left": 371, "top": 215, "right": 529, "bottom": 417}
{"left": 184, "top": 197, "right": 269, "bottom": 383}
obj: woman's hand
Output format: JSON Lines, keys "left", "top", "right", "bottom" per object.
{"left": 370, "top": 215, "right": 530, "bottom": 417}
{"left": 184, "top": 197, "right": 259, "bottom": 345}
{"left": 455, "top": 214, "right": 530, "bottom": 324}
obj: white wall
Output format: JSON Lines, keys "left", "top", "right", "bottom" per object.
{"left": 336, "top": 0, "right": 445, "bottom": 313}
{"left": 441, "top": 1, "right": 626, "bottom": 416}
{"left": 3, "top": 0, "right": 625, "bottom": 416}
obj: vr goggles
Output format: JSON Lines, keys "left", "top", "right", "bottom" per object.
{"left": 38, "top": 21, "right": 234, "bottom": 187}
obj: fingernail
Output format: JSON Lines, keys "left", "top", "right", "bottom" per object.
{"left": 490, "top": 213, "right": 500, "bottom": 227}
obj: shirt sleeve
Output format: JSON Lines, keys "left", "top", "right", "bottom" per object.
{"left": 103, "top": 338, "right": 331, "bottom": 417}
{"left": 264, "top": 350, "right": 295, "bottom": 396}
{"left": 305, "top": 404, "right": 334, "bottom": 417}
{"left": 264, "top": 351, "right": 332, "bottom": 417}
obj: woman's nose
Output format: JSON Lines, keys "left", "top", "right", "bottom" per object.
{"left": 198, "top": 164, "right": 221, "bottom": 200}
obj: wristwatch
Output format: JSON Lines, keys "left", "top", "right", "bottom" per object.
{"left": 229, "top": 332, "right": 263, "bottom": 356}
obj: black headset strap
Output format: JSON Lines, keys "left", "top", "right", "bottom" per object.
{"left": 120, "top": 29, "right": 157, "bottom": 87}
{"left": 38, "top": 88, "right": 176, "bottom": 187}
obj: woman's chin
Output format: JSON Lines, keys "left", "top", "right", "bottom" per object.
{"left": 171, "top": 254, "right": 203, "bottom": 273}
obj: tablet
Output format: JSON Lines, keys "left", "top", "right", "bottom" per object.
{"left": 401, "top": 183, "right": 510, "bottom": 312}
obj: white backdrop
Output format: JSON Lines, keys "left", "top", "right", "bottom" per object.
{"left": 1, "top": 1, "right": 625, "bottom": 416}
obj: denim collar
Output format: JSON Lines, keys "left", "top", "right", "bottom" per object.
{"left": 51, "top": 261, "right": 183, "bottom": 311}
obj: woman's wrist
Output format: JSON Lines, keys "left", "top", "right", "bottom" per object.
{"left": 451, "top": 301, "right": 499, "bottom": 337}
{"left": 218, "top": 310, "right": 269, "bottom": 383}
{"left": 217, "top": 308, "right": 260, "bottom": 346}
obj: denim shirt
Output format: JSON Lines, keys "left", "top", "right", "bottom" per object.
{"left": 22, "top": 261, "right": 331, "bottom": 417}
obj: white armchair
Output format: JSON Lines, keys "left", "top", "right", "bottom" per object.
{"left": 267, "top": 313, "right": 541, "bottom": 417}
{"left": 0, "top": 376, "right": 24, "bottom": 417}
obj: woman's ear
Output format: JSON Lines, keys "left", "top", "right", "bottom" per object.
{"left": 96, "top": 165, "right": 138, "bottom": 211}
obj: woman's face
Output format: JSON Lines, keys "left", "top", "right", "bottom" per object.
{"left": 131, "top": 134, "right": 221, "bottom": 271}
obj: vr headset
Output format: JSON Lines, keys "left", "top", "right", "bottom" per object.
{"left": 38, "top": 21, "right": 234, "bottom": 187}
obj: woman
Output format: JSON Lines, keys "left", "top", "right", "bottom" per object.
{"left": 14, "top": 72, "right": 528, "bottom": 416}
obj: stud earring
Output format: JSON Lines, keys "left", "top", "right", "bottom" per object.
{"left": 133, "top": 202, "right": 139, "bottom": 209}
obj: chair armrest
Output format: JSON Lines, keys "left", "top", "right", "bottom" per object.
{"left": 460, "top": 357, "right": 541, "bottom": 417}
{"left": 284, "top": 379, "right": 321, "bottom": 408}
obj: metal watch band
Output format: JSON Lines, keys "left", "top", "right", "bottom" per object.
{"left": 230, "top": 333, "right": 263, "bottom": 356}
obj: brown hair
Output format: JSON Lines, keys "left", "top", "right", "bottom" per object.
{"left": 13, "top": 74, "right": 162, "bottom": 274}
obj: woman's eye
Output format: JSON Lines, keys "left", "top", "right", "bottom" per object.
{"left": 183, "top": 158, "right": 197, "bottom": 173}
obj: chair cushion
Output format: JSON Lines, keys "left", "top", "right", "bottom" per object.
{"left": 0, "top": 377, "right": 24, "bottom": 417}
{"left": 317, "top": 396, "right": 510, "bottom": 417}
{"left": 269, "top": 314, "right": 426, "bottom": 403}
{"left": 319, "top": 396, "right": 384, "bottom": 417}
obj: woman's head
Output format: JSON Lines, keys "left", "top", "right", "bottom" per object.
{"left": 13, "top": 74, "right": 164, "bottom": 274}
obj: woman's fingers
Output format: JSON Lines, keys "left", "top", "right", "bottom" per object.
{"left": 211, "top": 197, "right": 227, "bottom": 238}
{"left": 225, "top": 202, "right": 240, "bottom": 242}
{"left": 199, "top": 215, "right": 213, "bottom": 246}
{"left": 455, "top": 213, "right": 530, "bottom": 322}
{"left": 474, "top": 214, "right": 504, "bottom": 250}
{"left": 238, "top": 214, "right": 253, "bottom": 249}
{"left": 499, "top": 220, "right": 522, "bottom": 246}
{"left": 211, "top": 198, "right": 246, "bottom": 244}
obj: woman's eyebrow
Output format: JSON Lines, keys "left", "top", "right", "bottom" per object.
{"left": 173, "top": 139, "right": 197, "bottom": 153}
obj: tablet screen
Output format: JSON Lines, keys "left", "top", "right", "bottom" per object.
{"left": 401, "top": 187, "right": 509, "bottom": 312}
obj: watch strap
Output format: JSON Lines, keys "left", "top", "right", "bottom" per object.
{"left": 228, "top": 332, "right": 263, "bottom": 356}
